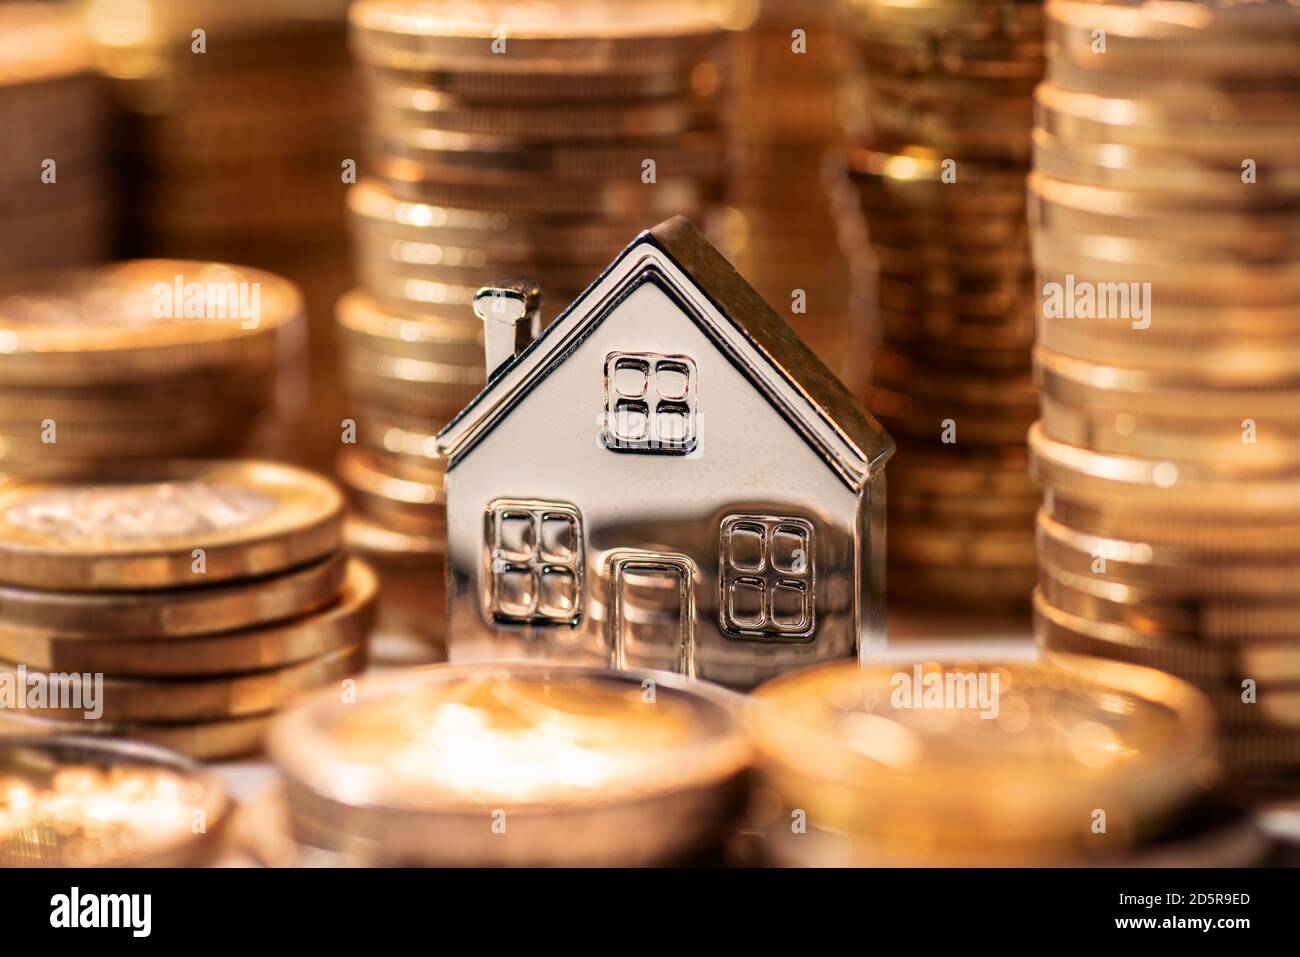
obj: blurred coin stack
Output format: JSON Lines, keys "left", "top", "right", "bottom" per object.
{"left": 0, "top": 462, "right": 373, "bottom": 761}
{"left": 721, "top": 0, "right": 863, "bottom": 391}
{"left": 1029, "top": 0, "right": 1300, "bottom": 791}
{"left": 87, "top": 0, "right": 358, "bottom": 468}
{"left": 0, "top": 261, "right": 305, "bottom": 469}
{"left": 0, "top": 2, "right": 113, "bottom": 275}
{"left": 842, "top": 0, "right": 1045, "bottom": 611}
{"left": 338, "top": 0, "right": 729, "bottom": 647}
{"left": 255, "top": 663, "right": 750, "bottom": 865}
{"left": 748, "top": 658, "right": 1271, "bottom": 865}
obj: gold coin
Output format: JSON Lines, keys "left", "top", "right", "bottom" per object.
{"left": 376, "top": 157, "right": 717, "bottom": 216}
{"left": 1029, "top": 421, "right": 1300, "bottom": 514}
{"left": 0, "top": 558, "right": 376, "bottom": 678}
{"left": 1034, "top": 126, "right": 1300, "bottom": 196}
{"left": 344, "top": 529, "right": 446, "bottom": 647}
{"left": 846, "top": 0, "right": 1043, "bottom": 41}
{"left": 1045, "top": 0, "right": 1300, "bottom": 74}
{"left": 1034, "top": 589, "right": 1300, "bottom": 684}
{"left": 0, "top": 369, "right": 280, "bottom": 426}
{"left": 0, "top": 710, "right": 271, "bottom": 761}
{"left": 871, "top": 386, "right": 1037, "bottom": 447}
{"left": 366, "top": 77, "right": 719, "bottom": 139}
{"left": 0, "top": 260, "right": 304, "bottom": 387}
{"left": 357, "top": 242, "right": 600, "bottom": 295}
{"left": 1038, "top": 507, "right": 1300, "bottom": 597}
{"left": 1035, "top": 344, "right": 1300, "bottom": 420}
{"left": 0, "top": 549, "right": 346, "bottom": 641}
{"left": 344, "top": 512, "right": 445, "bottom": 564}
{"left": 349, "top": 0, "right": 724, "bottom": 72}
{"left": 851, "top": 33, "right": 1043, "bottom": 81}
{"left": 1033, "top": 83, "right": 1300, "bottom": 157}
{"left": 1039, "top": 394, "right": 1300, "bottom": 472}
{"left": 749, "top": 656, "right": 1213, "bottom": 863}
{"left": 347, "top": 178, "right": 642, "bottom": 259}
{"left": 0, "top": 413, "right": 259, "bottom": 464}
{"left": 890, "top": 522, "right": 1035, "bottom": 567}
{"left": 1043, "top": 493, "right": 1300, "bottom": 552}
{"left": 339, "top": 342, "right": 485, "bottom": 416}
{"left": 888, "top": 560, "right": 1036, "bottom": 607}
{"left": 346, "top": 401, "right": 445, "bottom": 460}
{"left": 0, "top": 736, "right": 227, "bottom": 867}
{"left": 268, "top": 662, "right": 751, "bottom": 866}
{"left": 338, "top": 446, "right": 446, "bottom": 537}
{"left": 1030, "top": 178, "right": 1300, "bottom": 258}
{"left": 356, "top": 58, "right": 716, "bottom": 102}
{"left": 335, "top": 288, "right": 482, "bottom": 363}
{"left": 890, "top": 486, "right": 1037, "bottom": 526}
{"left": 0, "top": 460, "right": 344, "bottom": 590}
{"left": 1, "top": 643, "right": 367, "bottom": 723}
{"left": 1038, "top": 558, "right": 1300, "bottom": 643}
{"left": 889, "top": 442, "right": 1035, "bottom": 492}
{"left": 374, "top": 127, "right": 726, "bottom": 182}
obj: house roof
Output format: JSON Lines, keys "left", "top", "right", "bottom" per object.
{"left": 436, "top": 216, "right": 894, "bottom": 491}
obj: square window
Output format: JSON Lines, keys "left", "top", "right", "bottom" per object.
{"left": 719, "top": 514, "right": 815, "bottom": 640}
{"left": 539, "top": 514, "right": 577, "bottom": 563}
{"left": 771, "top": 526, "right": 810, "bottom": 574}
{"left": 496, "top": 568, "right": 536, "bottom": 618}
{"left": 728, "top": 578, "right": 765, "bottom": 629}
{"left": 496, "top": 512, "right": 535, "bottom": 561}
{"left": 770, "top": 581, "right": 809, "bottom": 629}
{"left": 655, "top": 402, "right": 692, "bottom": 447}
{"left": 654, "top": 361, "right": 691, "bottom": 401}
{"left": 604, "top": 352, "right": 697, "bottom": 455}
{"left": 727, "top": 523, "right": 765, "bottom": 572}
{"left": 611, "top": 399, "right": 650, "bottom": 443}
{"left": 612, "top": 358, "right": 649, "bottom": 398}
{"left": 538, "top": 567, "right": 578, "bottom": 618}
{"left": 486, "top": 499, "right": 583, "bottom": 626}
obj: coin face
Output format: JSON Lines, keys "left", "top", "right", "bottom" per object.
{"left": 268, "top": 663, "right": 750, "bottom": 865}
{"left": 271, "top": 663, "right": 748, "bottom": 811}
{"left": 0, "top": 737, "right": 227, "bottom": 867}
{"left": 0, "top": 461, "right": 343, "bottom": 589}
{"left": 750, "top": 657, "right": 1214, "bottom": 859}
{"left": 0, "top": 261, "right": 303, "bottom": 385}
{"left": 5, "top": 478, "right": 275, "bottom": 545}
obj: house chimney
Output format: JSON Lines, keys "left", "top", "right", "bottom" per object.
{"left": 474, "top": 278, "right": 540, "bottom": 378}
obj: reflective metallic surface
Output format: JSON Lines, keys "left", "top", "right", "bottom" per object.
{"left": 437, "top": 217, "right": 893, "bottom": 689}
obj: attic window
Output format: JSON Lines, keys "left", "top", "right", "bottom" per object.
{"left": 719, "top": 514, "right": 815, "bottom": 640}
{"left": 485, "top": 499, "right": 583, "bottom": 626}
{"left": 603, "top": 352, "right": 698, "bottom": 454}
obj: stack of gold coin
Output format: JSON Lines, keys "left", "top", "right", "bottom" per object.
{"left": 263, "top": 663, "right": 751, "bottom": 865}
{"left": 720, "top": 0, "right": 863, "bottom": 391}
{"left": 87, "top": 0, "right": 358, "bottom": 469}
{"left": 841, "top": 0, "right": 1045, "bottom": 610}
{"left": 1029, "top": 0, "right": 1300, "bottom": 788}
{"left": 333, "top": 289, "right": 467, "bottom": 647}
{"left": 0, "top": 737, "right": 229, "bottom": 866}
{"left": 0, "top": 261, "right": 305, "bottom": 469}
{"left": 345, "top": 0, "right": 728, "bottom": 318}
{"left": 0, "top": 2, "right": 113, "bottom": 275}
{"left": 0, "top": 462, "right": 374, "bottom": 761}
{"left": 747, "top": 657, "right": 1268, "bottom": 865}
{"left": 337, "top": 0, "right": 729, "bottom": 645}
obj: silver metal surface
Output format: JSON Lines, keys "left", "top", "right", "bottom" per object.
{"left": 474, "top": 278, "right": 540, "bottom": 379}
{"left": 436, "top": 217, "right": 893, "bottom": 689}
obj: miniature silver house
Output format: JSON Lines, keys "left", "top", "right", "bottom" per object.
{"left": 436, "top": 217, "right": 893, "bottom": 689}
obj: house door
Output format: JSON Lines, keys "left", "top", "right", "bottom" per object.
{"left": 605, "top": 549, "right": 697, "bottom": 677}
